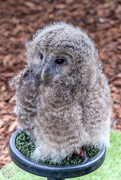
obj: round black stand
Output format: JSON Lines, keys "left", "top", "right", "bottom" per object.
{"left": 9, "top": 128, "right": 106, "bottom": 180}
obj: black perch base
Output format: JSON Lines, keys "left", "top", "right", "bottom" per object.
{"left": 9, "top": 128, "right": 106, "bottom": 180}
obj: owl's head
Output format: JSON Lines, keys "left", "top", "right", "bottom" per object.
{"left": 26, "top": 22, "right": 102, "bottom": 89}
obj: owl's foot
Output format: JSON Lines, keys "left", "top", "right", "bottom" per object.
{"left": 81, "top": 147, "right": 89, "bottom": 164}
{"left": 75, "top": 147, "right": 89, "bottom": 164}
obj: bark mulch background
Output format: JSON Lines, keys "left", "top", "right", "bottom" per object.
{"left": 0, "top": 0, "right": 121, "bottom": 169}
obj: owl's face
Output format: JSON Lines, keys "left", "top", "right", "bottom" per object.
{"left": 32, "top": 46, "right": 74, "bottom": 82}
{"left": 26, "top": 22, "right": 100, "bottom": 88}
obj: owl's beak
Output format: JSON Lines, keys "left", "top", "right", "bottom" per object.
{"left": 41, "top": 71, "right": 45, "bottom": 81}
{"left": 41, "top": 64, "right": 50, "bottom": 81}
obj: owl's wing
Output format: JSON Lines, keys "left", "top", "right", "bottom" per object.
{"left": 82, "top": 74, "right": 112, "bottom": 147}
{"left": 9, "top": 68, "right": 29, "bottom": 89}
{"left": 10, "top": 69, "right": 38, "bottom": 136}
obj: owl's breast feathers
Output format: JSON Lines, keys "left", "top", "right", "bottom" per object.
{"left": 38, "top": 80, "right": 81, "bottom": 109}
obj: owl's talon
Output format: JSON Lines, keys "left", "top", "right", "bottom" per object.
{"left": 81, "top": 148, "right": 89, "bottom": 164}
{"left": 74, "top": 147, "right": 89, "bottom": 164}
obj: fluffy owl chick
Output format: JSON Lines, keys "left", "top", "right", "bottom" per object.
{"left": 11, "top": 22, "right": 112, "bottom": 163}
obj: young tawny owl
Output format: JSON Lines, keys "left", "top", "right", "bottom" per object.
{"left": 11, "top": 22, "right": 112, "bottom": 163}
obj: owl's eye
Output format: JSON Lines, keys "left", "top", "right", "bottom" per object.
{"left": 55, "top": 58, "right": 66, "bottom": 65}
{"left": 40, "top": 53, "right": 43, "bottom": 60}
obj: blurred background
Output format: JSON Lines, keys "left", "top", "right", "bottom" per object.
{"left": 0, "top": 0, "right": 121, "bottom": 170}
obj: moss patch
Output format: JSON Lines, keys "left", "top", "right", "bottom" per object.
{"left": 15, "top": 130, "right": 99, "bottom": 165}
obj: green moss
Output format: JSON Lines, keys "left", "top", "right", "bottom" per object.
{"left": 38, "top": 153, "right": 83, "bottom": 165}
{"left": 15, "top": 130, "right": 35, "bottom": 159}
{"left": 15, "top": 130, "right": 99, "bottom": 165}
{"left": 85, "top": 146, "right": 99, "bottom": 158}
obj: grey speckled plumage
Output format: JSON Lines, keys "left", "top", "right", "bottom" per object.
{"left": 10, "top": 22, "right": 112, "bottom": 162}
